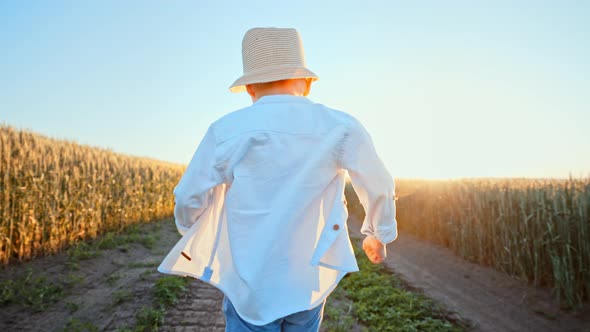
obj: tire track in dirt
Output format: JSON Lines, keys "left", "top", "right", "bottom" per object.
{"left": 159, "top": 279, "right": 225, "bottom": 332}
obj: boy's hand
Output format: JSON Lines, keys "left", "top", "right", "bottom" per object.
{"left": 362, "top": 235, "right": 386, "bottom": 264}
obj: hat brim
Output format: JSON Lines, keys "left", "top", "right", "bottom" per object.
{"left": 229, "top": 66, "right": 319, "bottom": 93}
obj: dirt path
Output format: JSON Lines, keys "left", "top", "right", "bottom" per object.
{"left": 159, "top": 279, "right": 225, "bottom": 332}
{"left": 354, "top": 225, "right": 590, "bottom": 332}
{"left": 0, "top": 219, "right": 227, "bottom": 332}
{"left": 3, "top": 217, "right": 588, "bottom": 332}
{"left": 0, "top": 219, "right": 361, "bottom": 332}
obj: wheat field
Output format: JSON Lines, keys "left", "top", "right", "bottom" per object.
{"left": 346, "top": 178, "right": 590, "bottom": 308}
{"left": 347, "top": 178, "right": 590, "bottom": 307}
{"left": 0, "top": 125, "right": 184, "bottom": 265}
{"left": 3, "top": 125, "right": 589, "bottom": 308}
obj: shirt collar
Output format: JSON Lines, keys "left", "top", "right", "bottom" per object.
{"left": 253, "top": 94, "right": 314, "bottom": 105}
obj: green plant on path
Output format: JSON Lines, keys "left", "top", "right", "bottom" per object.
{"left": 112, "top": 290, "right": 134, "bottom": 306}
{"left": 59, "top": 318, "right": 99, "bottom": 332}
{"left": 0, "top": 268, "right": 63, "bottom": 312}
{"left": 153, "top": 276, "right": 190, "bottom": 307}
{"left": 133, "top": 306, "right": 166, "bottom": 332}
{"left": 332, "top": 244, "right": 464, "bottom": 332}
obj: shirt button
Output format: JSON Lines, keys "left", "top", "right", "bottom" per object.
{"left": 333, "top": 224, "right": 340, "bottom": 231}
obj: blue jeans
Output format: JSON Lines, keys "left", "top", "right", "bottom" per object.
{"left": 222, "top": 295, "right": 326, "bottom": 332}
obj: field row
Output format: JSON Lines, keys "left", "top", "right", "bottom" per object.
{"left": 346, "top": 177, "right": 590, "bottom": 309}
{"left": 0, "top": 125, "right": 184, "bottom": 265}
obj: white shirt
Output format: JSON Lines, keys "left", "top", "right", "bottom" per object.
{"left": 158, "top": 94, "right": 397, "bottom": 325}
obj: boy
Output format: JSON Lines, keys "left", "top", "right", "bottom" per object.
{"left": 158, "top": 27, "right": 397, "bottom": 332}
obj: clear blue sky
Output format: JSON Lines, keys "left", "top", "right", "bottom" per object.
{"left": 1, "top": 1, "right": 589, "bottom": 179}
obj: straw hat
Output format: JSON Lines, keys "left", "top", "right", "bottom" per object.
{"left": 229, "top": 27, "right": 319, "bottom": 93}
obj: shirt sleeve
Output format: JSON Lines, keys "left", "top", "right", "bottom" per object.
{"left": 173, "top": 126, "right": 224, "bottom": 234}
{"left": 341, "top": 119, "right": 398, "bottom": 244}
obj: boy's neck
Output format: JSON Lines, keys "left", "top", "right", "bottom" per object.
{"left": 250, "top": 90, "right": 304, "bottom": 103}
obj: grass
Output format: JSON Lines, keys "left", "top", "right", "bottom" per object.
{"left": 0, "top": 222, "right": 162, "bottom": 315}
{"left": 323, "top": 241, "right": 466, "bottom": 332}
{"left": 112, "top": 290, "right": 134, "bottom": 306}
{"left": 0, "top": 219, "right": 181, "bottom": 332}
{"left": 105, "top": 272, "right": 122, "bottom": 286}
{"left": 139, "top": 269, "right": 154, "bottom": 281}
{"left": 116, "top": 275, "right": 191, "bottom": 331}
{"left": 61, "top": 273, "right": 85, "bottom": 287}
{"left": 65, "top": 301, "right": 80, "bottom": 313}
{"left": 152, "top": 276, "right": 190, "bottom": 307}
{"left": 322, "top": 288, "right": 357, "bottom": 331}
{"left": 59, "top": 318, "right": 100, "bottom": 332}
{"left": 67, "top": 226, "right": 159, "bottom": 263}
{"left": 127, "top": 261, "right": 160, "bottom": 269}
{"left": 67, "top": 242, "right": 103, "bottom": 261}
{"left": 0, "top": 268, "right": 64, "bottom": 312}
{"left": 132, "top": 276, "right": 191, "bottom": 330}
{"left": 97, "top": 229, "right": 159, "bottom": 251}
{"left": 133, "top": 306, "right": 166, "bottom": 332}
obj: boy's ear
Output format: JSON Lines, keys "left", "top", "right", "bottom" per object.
{"left": 246, "top": 84, "right": 256, "bottom": 98}
{"left": 303, "top": 78, "right": 312, "bottom": 96}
